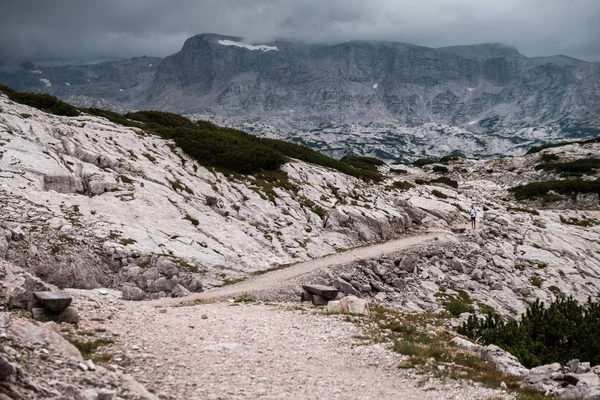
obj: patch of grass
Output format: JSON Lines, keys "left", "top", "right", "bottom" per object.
{"left": 142, "top": 152, "right": 156, "bottom": 162}
{"left": 535, "top": 158, "right": 600, "bottom": 176}
{"left": 507, "top": 206, "right": 539, "bottom": 216}
{"left": 540, "top": 153, "right": 559, "bottom": 162}
{"left": 183, "top": 214, "right": 199, "bottom": 226}
{"left": 559, "top": 215, "right": 600, "bottom": 227}
{"left": 58, "top": 234, "right": 74, "bottom": 244}
{"left": 413, "top": 158, "right": 436, "bottom": 167}
{"left": 526, "top": 137, "right": 600, "bottom": 154}
{"left": 509, "top": 179, "right": 600, "bottom": 200}
{"left": 119, "top": 238, "right": 136, "bottom": 246}
{"left": 430, "top": 176, "right": 458, "bottom": 188}
{"left": 386, "top": 181, "right": 414, "bottom": 191}
{"left": 530, "top": 276, "right": 542, "bottom": 287}
{"left": 431, "top": 189, "right": 448, "bottom": 199}
{"left": 67, "top": 338, "right": 114, "bottom": 359}
{"left": 0, "top": 85, "right": 79, "bottom": 116}
{"left": 118, "top": 175, "right": 134, "bottom": 184}
{"left": 168, "top": 179, "right": 194, "bottom": 195}
{"left": 234, "top": 297, "right": 256, "bottom": 303}
{"left": 432, "top": 165, "right": 449, "bottom": 174}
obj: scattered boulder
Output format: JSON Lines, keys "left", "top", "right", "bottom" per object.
{"left": 171, "top": 284, "right": 191, "bottom": 298}
{"left": 399, "top": 255, "right": 418, "bottom": 273}
{"left": 336, "top": 278, "right": 360, "bottom": 297}
{"left": 340, "top": 295, "right": 370, "bottom": 317}
{"left": 121, "top": 284, "right": 146, "bottom": 301}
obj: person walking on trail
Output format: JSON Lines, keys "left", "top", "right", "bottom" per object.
{"left": 470, "top": 204, "right": 477, "bottom": 229}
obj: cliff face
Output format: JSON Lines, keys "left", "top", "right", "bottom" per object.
{"left": 148, "top": 34, "right": 599, "bottom": 128}
{"left": 1, "top": 34, "right": 598, "bottom": 161}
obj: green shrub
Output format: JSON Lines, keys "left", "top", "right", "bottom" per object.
{"left": 0, "top": 86, "right": 79, "bottom": 117}
{"left": 559, "top": 215, "right": 600, "bottom": 227}
{"left": 440, "top": 155, "right": 462, "bottom": 163}
{"left": 340, "top": 155, "right": 385, "bottom": 172}
{"left": 414, "top": 178, "right": 428, "bottom": 185}
{"left": 526, "top": 137, "right": 600, "bottom": 154}
{"left": 458, "top": 297, "right": 600, "bottom": 368}
{"left": 413, "top": 158, "right": 436, "bottom": 167}
{"left": 389, "top": 181, "right": 414, "bottom": 191}
{"left": 509, "top": 179, "right": 600, "bottom": 200}
{"left": 430, "top": 176, "right": 458, "bottom": 188}
{"left": 530, "top": 276, "right": 543, "bottom": 287}
{"left": 535, "top": 158, "right": 600, "bottom": 175}
{"left": 432, "top": 165, "right": 449, "bottom": 174}
{"left": 431, "top": 189, "right": 448, "bottom": 199}
{"left": 183, "top": 214, "right": 199, "bottom": 226}
{"left": 507, "top": 206, "right": 539, "bottom": 216}
{"left": 540, "top": 153, "right": 559, "bottom": 162}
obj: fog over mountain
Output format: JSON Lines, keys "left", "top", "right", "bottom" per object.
{"left": 1, "top": 0, "right": 599, "bottom": 63}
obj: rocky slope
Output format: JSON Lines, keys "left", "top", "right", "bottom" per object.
{"left": 1, "top": 91, "right": 600, "bottom": 399}
{"left": 0, "top": 92, "right": 455, "bottom": 299}
{"left": 1, "top": 34, "right": 599, "bottom": 161}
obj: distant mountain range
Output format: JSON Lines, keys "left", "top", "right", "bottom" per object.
{"left": 1, "top": 33, "right": 599, "bottom": 160}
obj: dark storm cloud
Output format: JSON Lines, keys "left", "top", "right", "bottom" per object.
{"left": 0, "top": 0, "right": 599, "bottom": 63}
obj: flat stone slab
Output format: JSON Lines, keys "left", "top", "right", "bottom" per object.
{"left": 302, "top": 284, "right": 339, "bottom": 300}
{"left": 33, "top": 291, "right": 72, "bottom": 312}
{"left": 451, "top": 227, "right": 467, "bottom": 234}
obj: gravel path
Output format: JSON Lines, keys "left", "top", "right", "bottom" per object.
{"left": 162, "top": 231, "right": 443, "bottom": 304}
{"left": 69, "top": 230, "right": 511, "bottom": 400}
{"left": 74, "top": 298, "right": 510, "bottom": 400}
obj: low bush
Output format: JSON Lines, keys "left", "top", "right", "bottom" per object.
{"left": 432, "top": 165, "right": 449, "bottom": 174}
{"left": 559, "top": 215, "right": 600, "bottom": 227}
{"left": 389, "top": 181, "right": 414, "bottom": 191}
{"left": 413, "top": 158, "right": 436, "bottom": 167}
{"left": 431, "top": 189, "right": 448, "bottom": 199}
{"left": 535, "top": 158, "right": 600, "bottom": 176}
{"left": 340, "top": 155, "right": 385, "bottom": 172}
{"left": 540, "top": 153, "right": 559, "bottom": 162}
{"left": 0, "top": 85, "right": 79, "bottom": 117}
{"left": 526, "top": 137, "right": 600, "bottom": 154}
{"left": 430, "top": 176, "right": 458, "bottom": 188}
{"left": 458, "top": 297, "right": 600, "bottom": 368}
{"left": 509, "top": 179, "right": 600, "bottom": 200}
{"left": 507, "top": 206, "right": 539, "bottom": 216}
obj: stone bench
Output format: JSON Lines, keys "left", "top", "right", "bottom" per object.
{"left": 32, "top": 291, "right": 79, "bottom": 324}
{"left": 301, "top": 284, "right": 339, "bottom": 306}
{"left": 33, "top": 291, "right": 72, "bottom": 312}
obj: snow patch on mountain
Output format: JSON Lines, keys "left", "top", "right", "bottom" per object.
{"left": 39, "top": 78, "right": 51, "bottom": 87}
{"left": 218, "top": 40, "right": 278, "bottom": 52}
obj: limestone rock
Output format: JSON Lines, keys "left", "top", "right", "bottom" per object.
{"left": 171, "top": 284, "right": 191, "bottom": 298}
{"left": 121, "top": 284, "right": 146, "bottom": 301}
{"left": 399, "top": 255, "right": 418, "bottom": 273}
{"left": 340, "top": 295, "right": 369, "bottom": 316}
{"left": 327, "top": 300, "right": 342, "bottom": 314}
{"left": 337, "top": 277, "right": 360, "bottom": 297}
{"left": 0, "top": 235, "right": 8, "bottom": 259}
{"left": 0, "top": 356, "right": 14, "bottom": 381}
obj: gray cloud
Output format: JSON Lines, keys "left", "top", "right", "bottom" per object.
{"left": 1, "top": 0, "right": 599, "bottom": 63}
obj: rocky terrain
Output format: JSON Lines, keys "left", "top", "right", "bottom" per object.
{"left": 1, "top": 33, "right": 599, "bottom": 161}
{"left": 0, "top": 92, "right": 599, "bottom": 398}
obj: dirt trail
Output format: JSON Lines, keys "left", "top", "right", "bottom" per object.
{"left": 68, "top": 228, "right": 510, "bottom": 400}
{"left": 161, "top": 231, "right": 444, "bottom": 305}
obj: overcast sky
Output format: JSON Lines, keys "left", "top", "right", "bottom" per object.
{"left": 1, "top": 0, "right": 598, "bottom": 63}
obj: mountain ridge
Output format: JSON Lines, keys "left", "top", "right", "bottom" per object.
{"left": 0, "top": 33, "right": 598, "bottom": 161}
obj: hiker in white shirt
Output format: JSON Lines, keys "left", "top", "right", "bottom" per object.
{"left": 470, "top": 204, "right": 477, "bottom": 229}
